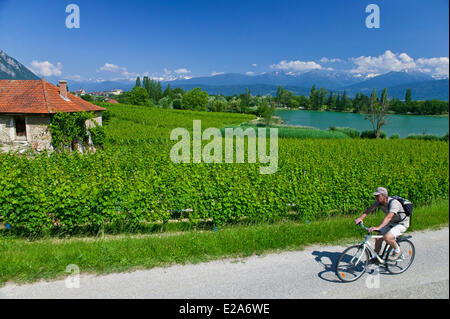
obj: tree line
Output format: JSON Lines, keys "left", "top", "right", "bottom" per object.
{"left": 110, "top": 77, "right": 449, "bottom": 118}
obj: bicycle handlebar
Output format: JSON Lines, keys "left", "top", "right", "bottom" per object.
{"left": 357, "top": 221, "right": 380, "bottom": 234}
{"left": 356, "top": 221, "right": 370, "bottom": 232}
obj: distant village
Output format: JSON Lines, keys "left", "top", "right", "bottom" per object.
{"left": 73, "top": 88, "right": 123, "bottom": 104}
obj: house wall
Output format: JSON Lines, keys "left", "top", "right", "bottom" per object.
{"left": 0, "top": 114, "right": 52, "bottom": 150}
{"left": 26, "top": 115, "right": 52, "bottom": 151}
{"left": 1, "top": 111, "right": 103, "bottom": 151}
{"left": 0, "top": 116, "right": 15, "bottom": 144}
{"left": 85, "top": 111, "right": 103, "bottom": 149}
{"left": 85, "top": 111, "right": 103, "bottom": 129}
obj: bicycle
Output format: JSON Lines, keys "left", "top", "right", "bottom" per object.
{"left": 335, "top": 221, "right": 415, "bottom": 282}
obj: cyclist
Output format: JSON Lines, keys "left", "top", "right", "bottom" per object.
{"left": 354, "top": 187, "right": 410, "bottom": 261}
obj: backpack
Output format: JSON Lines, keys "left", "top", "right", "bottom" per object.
{"left": 388, "top": 196, "right": 413, "bottom": 222}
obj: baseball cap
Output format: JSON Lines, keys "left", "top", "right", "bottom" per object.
{"left": 373, "top": 187, "right": 388, "bottom": 197}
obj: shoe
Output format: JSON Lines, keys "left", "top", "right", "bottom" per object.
{"left": 390, "top": 251, "right": 404, "bottom": 261}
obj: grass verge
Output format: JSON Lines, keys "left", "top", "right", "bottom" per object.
{"left": 0, "top": 199, "right": 448, "bottom": 287}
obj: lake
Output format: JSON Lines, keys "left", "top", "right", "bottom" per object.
{"left": 275, "top": 109, "right": 449, "bottom": 138}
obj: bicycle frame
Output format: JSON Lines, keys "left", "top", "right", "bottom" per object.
{"left": 359, "top": 233, "right": 390, "bottom": 264}
{"left": 352, "top": 222, "right": 392, "bottom": 265}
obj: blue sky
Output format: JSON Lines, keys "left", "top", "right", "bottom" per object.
{"left": 0, "top": 0, "right": 448, "bottom": 82}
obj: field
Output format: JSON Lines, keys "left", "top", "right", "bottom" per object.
{"left": 0, "top": 103, "right": 448, "bottom": 236}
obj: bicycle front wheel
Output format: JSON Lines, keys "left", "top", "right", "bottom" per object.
{"left": 335, "top": 245, "right": 370, "bottom": 282}
{"left": 385, "top": 239, "right": 415, "bottom": 274}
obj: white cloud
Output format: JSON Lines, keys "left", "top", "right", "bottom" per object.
{"left": 349, "top": 50, "right": 449, "bottom": 79}
{"left": 174, "top": 68, "right": 191, "bottom": 74}
{"left": 320, "top": 57, "right": 342, "bottom": 63}
{"left": 99, "top": 63, "right": 121, "bottom": 72}
{"left": 64, "top": 74, "right": 84, "bottom": 81}
{"left": 349, "top": 50, "right": 417, "bottom": 75}
{"left": 97, "top": 63, "right": 138, "bottom": 79}
{"left": 270, "top": 60, "right": 322, "bottom": 72}
{"left": 245, "top": 71, "right": 255, "bottom": 75}
{"left": 146, "top": 68, "right": 194, "bottom": 82}
{"left": 252, "top": 64, "right": 257, "bottom": 67}
{"left": 365, "top": 73, "right": 380, "bottom": 79}
{"left": 29, "top": 60, "right": 63, "bottom": 77}
{"left": 416, "top": 57, "right": 449, "bottom": 79}
{"left": 211, "top": 71, "right": 225, "bottom": 76}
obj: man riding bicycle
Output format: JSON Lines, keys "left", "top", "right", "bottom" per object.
{"left": 355, "top": 187, "right": 411, "bottom": 261}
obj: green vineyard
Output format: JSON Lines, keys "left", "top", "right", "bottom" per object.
{"left": 0, "top": 103, "right": 448, "bottom": 234}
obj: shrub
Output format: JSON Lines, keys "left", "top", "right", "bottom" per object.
{"left": 102, "top": 109, "right": 112, "bottom": 124}
{"left": 406, "top": 134, "right": 441, "bottom": 141}
{"left": 390, "top": 134, "right": 400, "bottom": 139}
{"left": 89, "top": 124, "right": 106, "bottom": 146}
{"left": 49, "top": 111, "right": 93, "bottom": 150}
{"left": 172, "top": 99, "right": 183, "bottom": 110}
{"left": 360, "top": 130, "right": 386, "bottom": 139}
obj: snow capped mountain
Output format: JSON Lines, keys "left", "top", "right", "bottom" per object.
{"left": 344, "top": 71, "right": 434, "bottom": 91}
{"left": 167, "top": 69, "right": 362, "bottom": 89}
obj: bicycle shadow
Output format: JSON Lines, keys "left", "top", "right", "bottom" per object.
{"left": 311, "top": 250, "right": 343, "bottom": 283}
{"left": 312, "top": 250, "right": 390, "bottom": 283}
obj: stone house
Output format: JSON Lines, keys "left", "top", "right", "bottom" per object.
{"left": 0, "top": 78, "right": 105, "bottom": 152}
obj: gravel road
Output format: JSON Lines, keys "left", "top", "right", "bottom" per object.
{"left": 1, "top": 227, "right": 448, "bottom": 299}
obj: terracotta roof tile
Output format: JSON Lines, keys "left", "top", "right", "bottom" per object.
{"left": 0, "top": 79, "right": 105, "bottom": 114}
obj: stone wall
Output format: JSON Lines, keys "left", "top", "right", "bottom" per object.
{"left": 26, "top": 115, "right": 52, "bottom": 151}
{"left": 0, "top": 116, "right": 14, "bottom": 145}
{"left": 0, "top": 115, "right": 52, "bottom": 151}
{"left": 86, "top": 111, "right": 103, "bottom": 129}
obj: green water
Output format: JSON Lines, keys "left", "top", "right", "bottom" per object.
{"left": 275, "top": 109, "right": 449, "bottom": 138}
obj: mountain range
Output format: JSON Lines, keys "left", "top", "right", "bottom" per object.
{"left": 64, "top": 70, "right": 450, "bottom": 101}
{"left": 0, "top": 50, "right": 448, "bottom": 100}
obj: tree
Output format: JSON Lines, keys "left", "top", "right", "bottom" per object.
{"left": 143, "top": 77, "right": 163, "bottom": 102}
{"left": 280, "top": 89, "right": 294, "bottom": 108}
{"left": 228, "top": 97, "right": 241, "bottom": 113}
{"left": 296, "top": 95, "right": 308, "bottom": 108}
{"left": 341, "top": 90, "right": 349, "bottom": 110}
{"left": 276, "top": 86, "right": 283, "bottom": 105}
{"left": 259, "top": 100, "right": 275, "bottom": 126}
{"left": 309, "top": 85, "right": 318, "bottom": 110}
{"left": 129, "top": 86, "right": 151, "bottom": 106}
{"left": 317, "top": 88, "right": 327, "bottom": 109}
{"left": 135, "top": 76, "right": 141, "bottom": 88}
{"left": 335, "top": 93, "right": 344, "bottom": 111}
{"left": 209, "top": 96, "right": 228, "bottom": 112}
{"left": 163, "top": 84, "right": 173, "bottom": 99}
{"left": 362, "top": 88, "right": 389, "bottom": 138}
{"left": 119, "top": 86, "right": 151, "bottom": 106}
{"left": 326, "top": 92, "right": 334, "bottom": 109}
{"left": 353, "top": 92, "right": 368, "bottom": 113}
{"left": 405, "top": 88, "right": 412, "bottom": 104}
{"left": 81, "top": 94, "right": 93, "bottom": 102}
{"left": 172, "top": 98, "right": 183, "bottom": 109}
{"left": 244, "top": 87, "right": 251, "bottom": 106}
{"left": 172, "top": 87, "right": 184, "bottom": 98}
{"left": 182, "top": 88, "right": 209, "bottom": 111}
{"left": 158, "top": 96, "right": 173, "bottom": 109}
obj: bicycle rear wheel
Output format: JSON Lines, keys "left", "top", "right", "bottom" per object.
{"left": 385, "top": 239, "right": 415, "bottom": 274}
{"left": 335, "top": 245, "right": 370, "bottom": 282}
